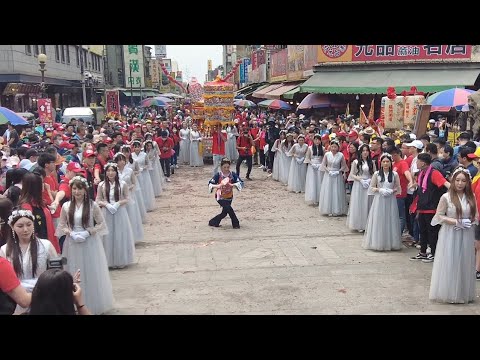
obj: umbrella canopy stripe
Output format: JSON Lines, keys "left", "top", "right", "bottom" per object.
{"left": 140, "top": 96, "right": 174, "bottom": 107}
{"left": 234, "top": 99, "right": 256, "bottom": 108}
{"left": 268, "top": 99, "right": 291, "bottom": 110}
{"left": 257, "top": 99, "right": 274, "bottom": 107}
{"left": 0, "top": 107, "right": 29, "bottom": 125}
{"left": 426, "top": 88, "right": 475, "bottom": 108}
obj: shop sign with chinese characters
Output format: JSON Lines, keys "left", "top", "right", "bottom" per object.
{"left": 123, "top": 45, "right": 145, "bottom": 88}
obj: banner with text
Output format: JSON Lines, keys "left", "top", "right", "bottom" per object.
{"left": 37, "top": 98, "right": 53, "bottom": 127}
{"left": 123, "top": 45, "right": 145, "bottom": 88}
{"left": 317, "top": 45, "right": 473, "bottom": 63}
{"left": 270, "top": 48, "right": 288, "bottom": 82}
{"left": 106, "top": 90, "right": 120, "bottom": 114}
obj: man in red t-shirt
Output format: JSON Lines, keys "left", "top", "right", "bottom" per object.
{"left": 156, "top": 130, "right": 174, "bottom": 182}
{"left": 211, "top": 125, "right": 228, "bottom": 175}
{"left": 0, "top": 257, "right": 31, "bottom": 314}
{"left": 250, "top": 122, "right": 260, "bottom": 165}
{"left": 391, "top": 147, "right": 414, "bottom": 238}
{"left": 236, "top": 129, "right": 254, "bottom": 180}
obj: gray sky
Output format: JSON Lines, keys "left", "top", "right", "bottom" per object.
{"left": 148, "top": 45, "right": 223, "bottom": 84}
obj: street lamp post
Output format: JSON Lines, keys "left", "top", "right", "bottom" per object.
{"left": 38, "top": 53, "right": 47, "bottom": 99}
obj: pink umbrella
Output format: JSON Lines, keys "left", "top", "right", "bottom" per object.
{"left": 297, "top": 93, "right": 343, "bottom": 110}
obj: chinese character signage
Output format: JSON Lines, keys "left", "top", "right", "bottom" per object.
{"left": 287, "top": 45, "right": 305, "bottom": 81}
{"left": 251, "top": 51, "right": 258, "bottom": 70}
{"left": 239, "top": 60, "right": 245, "bottom": 84}
{"left": 123, "top": 45, "right": 145, "bottom": 88}
{"left": 37, "top": 98, "right": 53, "bottom": 127}
{"left": 150, "top": 59, "right": 159, "bottom": 84}
{"left": 243, "top": 58, "right": 250, "bottom": 83}
{"left": 317, "top": 45, "right": 473, "bottom": 63}
{"left": 270, "top": 48, "right": 288, "bottom": 82}
{"left": 106, "top": 90, "right": 120, "bottom": 114}
{"left": 155, "top": 45, "right": 167, "bottom": 59}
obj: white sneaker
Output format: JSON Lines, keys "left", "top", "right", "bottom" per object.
{"left": 258, "top": 165, "right": 264, "bottom": 169}
{"left": 166, "top": 178, "right": 171, "bottom": 182}
{"left": 175, "top": 165, "right": 179, "bottom": 169}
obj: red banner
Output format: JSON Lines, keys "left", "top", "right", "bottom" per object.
{"left": 37, "top": 98, "right": 53, "bottom": 127}
{"left": 106, "top": 90, "right": 120, "bottom": 114}
{"left": 251, "top": 51, "right": 258, "bottom": 70}
{"left": 257, "top": 49, "right": 266, "bottom": 65}
{"left": 270, "top": 48, "right": 288, "bottom": 79}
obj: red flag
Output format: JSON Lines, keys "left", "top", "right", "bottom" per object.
{"left": 368, "top": 98, "right": 375, "bottom": 124}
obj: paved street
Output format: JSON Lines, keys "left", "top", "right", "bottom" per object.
{"left": 107, "top": 164, "right": 480, "bottom": 315}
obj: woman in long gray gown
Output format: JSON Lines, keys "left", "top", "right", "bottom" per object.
{"left": 56, "top": 176, "right": 114, "bottom": 314}
{"left": 318, "top": 141, "right": 348, "bottom": 216}
{"left": 346, "top": 144, "right": 376, "bottom": 232}
{"left": 189, "top": 124, "right": 204, "bottom": 167}
{"left": 429, "top": 167, "right": 477, "bottom": 304}
{"left": 179, "top": 122, "right": 190, "bottom": 165}
{"left": 362, "top": 153, "right": 402, "bottom": 251}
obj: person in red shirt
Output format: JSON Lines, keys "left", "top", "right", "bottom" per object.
{"left": 0, "top": 257, "right": 31, "bottom": 314}
{"left": 170, "top": 127, "right": 181, "bottom": 172}
{"left": 390, "top": 147, "right": 414, "bottom": 238}
{"left": 236, "top": 128, "right": 254, "bottom": 180}
{"left": 370, "top": 137, "right": 384, "bottom": 170}
{"left": 250, "top": 122, "right": 260, "bottom": 165}
{"left": 211, "top": 125, "right": 228, "bottom": 176}
{"left": 156, "top": 130, "right": 174, "bottom": 181}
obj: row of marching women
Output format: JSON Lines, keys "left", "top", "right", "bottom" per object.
{"left": 0, "top": 112, "right": 173, "bottom": 314}
{"left": 268, "top": 112, "right": 480, "bottom": 305}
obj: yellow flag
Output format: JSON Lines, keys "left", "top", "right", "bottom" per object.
{"left": 359, "top": 108, "right": 368, "bottom": 126}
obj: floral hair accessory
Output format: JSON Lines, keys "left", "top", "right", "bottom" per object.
{"left": 8, "top": 209, "right": 35, "bottom": 227}
{"left": 104, "top": 162, "right": 118, "bottom": 170}
{"left": 452, "top": 166, "right": 472, "bottom": 180}
{"left": 69, "top": 175, "right": 89, "bottom": 187}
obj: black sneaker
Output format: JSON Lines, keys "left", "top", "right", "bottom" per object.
{"left": 410, "top": 253, "right": 428, "bottom": 261}
{"left": 246, "top": 176, "right": 252, "bottom": 181}
{"left": 422, "top": 254, "right": 434, "bottom": 263}
{"left": 476, "top": 271, "right": 480, "bottom": 281}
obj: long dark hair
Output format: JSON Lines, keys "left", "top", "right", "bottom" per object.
{"left": 283, "top": 135, "right": 295, "bottom": 150}
{"left": 0, "top": 198, "right": 13, "bottom": 247}
{"left": 356, "top": 144, "right": 375, "bottom": 176}
{"left": 104, "top": 164, "right": 120, "bottom": 202}
{"left": 68, "top": 178, "right": 91, "bottom": 230}
{"left": 348, "top": 142, "right": 359, "bottom": 165}
{"left": 379, "top": 153, "right": 393, "bottom": 183}
{"left": 18, "top": 172, "right": 45, "bottom": 208}
{"left": 7, "top": 213, "right": 38, "bottom": 278}
{"left": 144, "top": 140, "right": 153, "bottom": 153}
{"left": 29, "top": 269, "right": 76, "bottom": 315}
{"left": 312, "top": 139, "right": 324, "bottom": 157}
{"left": 448, "top": 167, "right": 477, "bottom": 221}
{"left": 122, "top": 146, "right": 133, "bottom": 164}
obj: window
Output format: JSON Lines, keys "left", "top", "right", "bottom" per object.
{"left": 41, "top": 45, "right": 46, "bottom": 54}
{"left": 66, "top": 45, "right": 70, "bottom": 64}
{"left": 25, "top": 45, "right": 32, "bottom": 55}
{"left": 61, "top": 45, "right": 65, "bottom": 63}
{"left": 55, "top": 45, "right": 60, "bottom": 62}
{"left": 91, "top": 53, "right": 95, "bottom": 70}
{"left": 33, "top": 45, "right": 39, "bottom": 56}
{"left": 76, "top": 46, "right": 80, "bottom": 67}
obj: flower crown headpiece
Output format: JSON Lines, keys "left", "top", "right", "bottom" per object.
{"left": 121, "top": 144, "right": 131, "bottom": 151}
{"left": 69, "top": 175, "right": 89, "bottom": 187}
{"left": 8, "top": 209, "right": 35, "bottom": 227}
{"left": 144, "top": 132, "right": 153, "bottom": 137}
{"left": 144, "top": 139, "right": 153, "bottom": 145}
{"left": 330, "top": 140, "right": 340, "bottom": 147}
{"left": 113, "top": 152, "right": 125, "bottom": 161}
{"left": 381, "top": 153, "right": 393, "bottom": 161}
{"left": 132, "top": 140, "right": 142, "bottom": 147}
{"left": 104, "top": 162, "right": 118, "bottom": 170}
{"left": 452, "top": 166, "right": 472, "bottom": 180}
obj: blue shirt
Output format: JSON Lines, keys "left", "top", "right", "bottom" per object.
{"left": 467, "top": 163, "right": 478, "bottom": 178}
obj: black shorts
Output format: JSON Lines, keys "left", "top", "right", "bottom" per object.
{"left": 475, "top": 224, "right": 480, "bottom": 240}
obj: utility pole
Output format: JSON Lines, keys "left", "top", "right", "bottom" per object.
{"left": 79, "top": 45, "right": 87, "bottom": 107}
{"left": 103, "top": 45, "right": 107, "bottom": 108}
{"left": 129, "top": 63, "right": 134, "bottom": 107}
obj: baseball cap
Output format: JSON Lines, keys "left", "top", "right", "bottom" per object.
{"left": 105, "top": 137, "right": 113, "bottom": 144}
{"left": 405, "top": 140, "right": 424, "bottom": 150}
{"left": 84, "top": 149, "right": 96, "bottom": 158}
{"left": 59, "top": 141, "right": 75, "bottom": 149}
{"left": 67, "top": 162, "right": 83, "bottom": 172}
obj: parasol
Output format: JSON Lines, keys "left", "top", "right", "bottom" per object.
{"left": 0, "top": 107, "right": 29, "bottom": 125}
{"left": 427, "top": 88, "right": 475, "bottom": 112}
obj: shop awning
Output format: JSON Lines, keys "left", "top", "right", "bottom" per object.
{"left": 122, "top": 90, "right": 143, "bottom": 97}
{"left": 263, "top": 84, "right": 301, "bottom": 100}
{"left": 300, "top": 68, "right": 480, "bottom": 94}
{"left": 282, "top": 86, "right": 300, "bottom": 99}
{"left": 252, "top": 83, "right": 284, "bottom": 98}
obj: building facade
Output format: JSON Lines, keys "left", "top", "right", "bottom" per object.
{"left": 0, "top": 45, "right": 104, "bottom": 111}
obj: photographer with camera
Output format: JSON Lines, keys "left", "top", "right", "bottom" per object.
{"left": 29, "top": 269, "right": 91, "bottom": 315}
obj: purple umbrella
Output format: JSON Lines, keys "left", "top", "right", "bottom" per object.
{"left": 297, "top": 93, "right": 343, "bottom": 110}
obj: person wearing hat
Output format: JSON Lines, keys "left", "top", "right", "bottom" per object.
{"left": 458, "top": 147, "right": 479, "bottom": 178}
